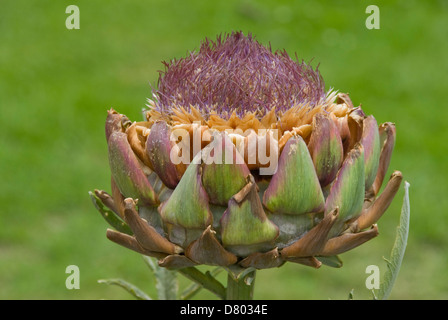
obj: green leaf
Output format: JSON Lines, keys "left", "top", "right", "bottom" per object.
{"left": 154, "top": 266, "right": 178, "bottom": 300}
{"left": 142, "top": 255, "right": 157, "bottom": 272}
{"left": 377, "top": 181, "right": 410, "bottom": 300}
{"left": 180, "top": 267, "right": 223, "bottom": 300}
{"left": 89, "top": 191, "right": 132, "bottom": 235}
{"left": 142, "top": 256, "right": 178, "bottom": 300}
{"left": 98, "top": 278, "right": 152, "bottom": 300}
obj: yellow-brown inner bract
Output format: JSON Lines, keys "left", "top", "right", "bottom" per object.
{"left": 120, "top": 91, "right": 356, "bottom": 175}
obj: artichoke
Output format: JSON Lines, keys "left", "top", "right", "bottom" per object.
{"left": 91, "top": 32, "right": 402, "bottom": 272}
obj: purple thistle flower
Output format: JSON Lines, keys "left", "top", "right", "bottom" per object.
{"left": 155, "top": 31, "right": 326, "bottom": 118}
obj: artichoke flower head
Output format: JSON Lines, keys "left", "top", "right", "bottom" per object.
{"left": 94, "top": 32, "right": 402, "bottom": 270}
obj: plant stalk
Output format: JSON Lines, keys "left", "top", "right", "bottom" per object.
{"left": 226, "top": 270, "right": 256, "bottom": 300}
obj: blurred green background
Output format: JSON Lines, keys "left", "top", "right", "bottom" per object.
{"left": 1, "top": 0, "right": 447, "bottom": 300}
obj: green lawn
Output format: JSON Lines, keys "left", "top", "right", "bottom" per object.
{"left": 1, "top": 0, "right": 447, "bottom": 299}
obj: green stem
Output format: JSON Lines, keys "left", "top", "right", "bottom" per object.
{"left": 226, "top": 270, "right": 256, "bottom": 300}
